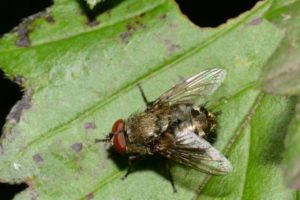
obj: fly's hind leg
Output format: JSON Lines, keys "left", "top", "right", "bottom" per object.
{"left": 166, "top": 161, "right": 177, "bottom": 193}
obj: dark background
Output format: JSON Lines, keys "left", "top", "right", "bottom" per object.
{"left": 0, "top": 0, "right": 260, "bottom": 199}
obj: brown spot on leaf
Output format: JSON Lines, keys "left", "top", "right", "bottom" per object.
{"left": 126, "top": 24, "right": 135, "bottom": 31}
{"left": 25, "top": 178, "right": 38, "bottom": 200}
{"left": 160, "top": 14, "right": 167, "bottom": 20}
{"left": 71, "top": 143, "right": 83, "bottom": 152}
{"left": 45, "top": 15, "right": 55, "bottom": 23}
{"left": 134, "top": 20, "right": 146, "bottom": 29}
{"left": 33, "top": 153, "right": 44, "bottom": 165}
{"left": 14, "top": 9, "right": 54, "bottom": 47}
{"left": 168, "top": 43, "right": 181, "bottom": 53}
{"left": 87, "top": 19, "right": 100, "bottom": 27}
{"left": 30, "top": 190, "right": 38, "bottom": 200}
{"left": 86, "top": 192, "right": 94, "bottom": 200}
{"left": 7, "top": 90, "right": 32, "bottom": 124}
{"left": 162, "top": 39, "right": 181, "bottom": 54}
{"left": 119, "top": 23, "right": 136, "bottom": 42}
{"left": 85, "top": 122, "right": 96, "bottom": 130}
{"left": 248, "top": 18, "right": 262, "bottom": 26}
{"left": 0, "top": 144, "right": 4, "bottom": 155}
{"left": 119, "top": 20, "right": 146, "bottom": 43}
{"left": 13, "top": 75, "right": 25, "bottom": 85}
{"left": 120, "top": 31, "right": 133, "bottom": 43}
{"left": 16, "top": 21, "right": 31, "bottom": 47}
{"left": 139, "top": 12, "right": 145, "bottom": 18}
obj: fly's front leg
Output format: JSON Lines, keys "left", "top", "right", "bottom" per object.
{"left": 122, "top": 155, "right": 144, "bottom": 180}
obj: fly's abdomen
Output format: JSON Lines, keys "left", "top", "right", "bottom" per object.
{"left": 170, "top": 104, "right": 215, "bottom": 138}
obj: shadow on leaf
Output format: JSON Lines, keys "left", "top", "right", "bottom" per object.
{"left": 77, "top": 0, "right": 125, "bottom": 26}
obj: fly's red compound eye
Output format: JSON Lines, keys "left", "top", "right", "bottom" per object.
{"left": 112, "top": 119, "right": 124, "bottom": 133}
{"left": 111, "top": 119, "right": 127, "bottom": 154}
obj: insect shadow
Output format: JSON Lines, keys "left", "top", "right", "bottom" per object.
{"left": 104, "top": 143, "right": 230, "bottom": 194}
{"left": 106, "top": 147, "right": 178, "bottom": 191}
{"left": 262, "top": 96, "right": 298, "bottom": 165}
{"left": 76, "top": 0, "right": 124, "bottom": 25}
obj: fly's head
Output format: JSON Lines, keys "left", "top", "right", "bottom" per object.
{"left": 110, "top": 119, "right": 128, "bottom": 154}
{"left": 96, "top": 119, "right": 128, "bottom": 154}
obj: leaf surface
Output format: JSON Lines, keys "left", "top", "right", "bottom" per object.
{"left": 0, "top": 0, "right": 298, "bottom": 199}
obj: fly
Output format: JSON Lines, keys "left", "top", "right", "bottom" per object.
{"left": 96, "top": 68, "right": 232, "bottom": 191}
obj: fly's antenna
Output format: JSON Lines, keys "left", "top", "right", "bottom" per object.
{"left": 95, "top": 138, "right": 109, "bottom": 143}
{"left": 95, "top": 132, "right": 113, "bottom": 143}
{"left": 213, "top": 110, "right": 223, "bottom": 116}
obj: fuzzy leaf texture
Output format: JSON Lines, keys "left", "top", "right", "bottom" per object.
{"left": 262, "top": 0, "right": 300, "bottom": 95}
{"left": 261, "top": 0, "right": 300, "bottom": 191}
{"left": 283, "top": 98, "right": 300, "bottom": 189}
{"left": 0, "top": 0, "right": 298, "bottom": 199}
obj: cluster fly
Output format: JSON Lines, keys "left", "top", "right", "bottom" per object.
{"left": 96, "top": 68, "right": 232, "bottom": 191}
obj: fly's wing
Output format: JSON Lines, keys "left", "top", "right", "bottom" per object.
{"left": 157, "top": 130, "right": 232, "bottom": 175}
{"left": 152, "top": 68, "right": 226, "bottom": 106}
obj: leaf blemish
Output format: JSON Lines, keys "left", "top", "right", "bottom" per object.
{"left": 13, "top": 75, "right": 25, "bottom": 85}
{"left": 33, "top": 153, "right": 44, "bottom": 165}
{"left": 168, "top": 43, "right": 181, "bottom": 53}
{"left": 0, "top": 144, "right": 4, "bottom": 155}
{"left": 86, "top": 192, "right": 94, "bottom": 200}
{"left": 119, "top": 23, "right": 136, "bottom": 43}
{"left": 14, "top": 9, "right": 54, "bottom": 47}
{"left": 119, "top": 19, "right": 146, "bottom": 43}
{"left": 71, "top": 143, "right": 83, "bottom": 152}
{"left": 45, "top": 15, "right": 55, "bottom": 24}
{"left": 163, "top": 39, "right": 181, "bottom": 54}
{"left": 15, "top": 20, "right": 31, "bottom": 47}
{"left": 7, "top": 90, "right": 32, "bottom": 124}
{"left": 248, "top": 18, "right": 262, "bottom": 26}
{"left": 120, "top": 30, "right": 132, "bottom": 43}
{"left": 85, "top": 122, "right": 97, "bottom": 130}
{"left": 160, "top": 14, "right": 167, "bottom": 20}
{"left": 14, "top": 9, "right": 52, "bottom": 47}
{"left": 139, "top": 12, "right": 146, "bottom": 18}
{"left": 87, "top": 19, "right": 100, "bottom": 27}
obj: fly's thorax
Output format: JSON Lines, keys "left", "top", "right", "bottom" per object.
{"left": 123, "top": 112, "right": 160, "bottom": 152}
{"left": 126, "top": 112, "right": 157, "bottom": 137}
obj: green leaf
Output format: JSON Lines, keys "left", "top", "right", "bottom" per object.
{"left": 260, "top": 0, "right": 300, "bottom": 190}
{"left": 283, "top": 98, "right": 300, "bottom": 189}
{"left": 0, "top": 0, "right": 298, "bottom": 199}
{"left": 261, "top": 0, "right": 300, "bottom": 95}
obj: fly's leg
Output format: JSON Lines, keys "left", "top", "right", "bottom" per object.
{"left": 213, "top": 110, "right": 223, "bottom": 116}
{"left": 137, "top": 84, "right": 152, "bottom": 106}
{"left": 122, "top": 155, "right": 144, "bottom": 180}
{"left": 206, "top": 130, "right": 217, "bottom": 144}
{"left": 166, "top": 161, "right": 177, "bottom": 193}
